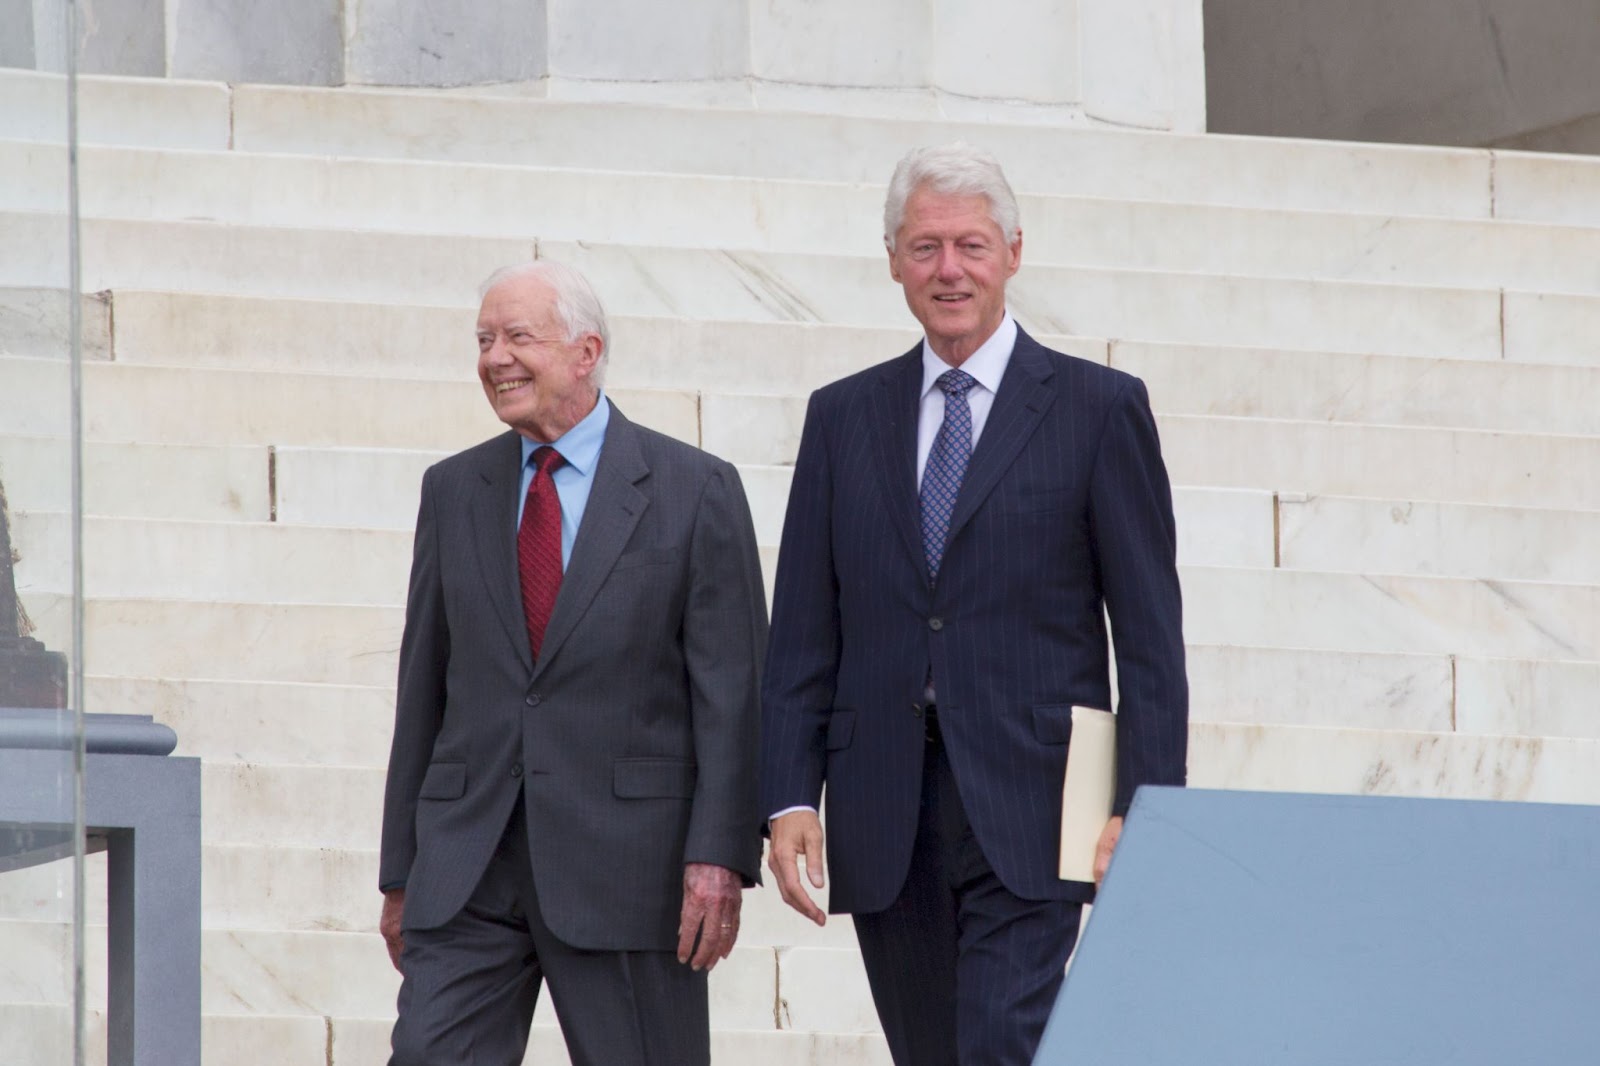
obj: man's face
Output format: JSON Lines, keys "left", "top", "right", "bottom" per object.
{"left": 887, "top": 186, "right": 1022, "bottom": 366}
{"left": 476, "top": 276, "right": 602, "bottom": 443}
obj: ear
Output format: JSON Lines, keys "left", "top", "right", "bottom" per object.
{"left": 1005, "top": 230, "right": 1023, "bottom": 279}
{"left": 577, "top": 333, "right": 605, "bottom": 374}
{"left": 886, "top": 239, "right": 903, "bottom": 283}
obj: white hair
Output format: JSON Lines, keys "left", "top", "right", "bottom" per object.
{"left": 883, "top": 143, "right": 1020, "bottom": 252}
{"left": 478, "top": 260, "right": 611, "bottom": 387}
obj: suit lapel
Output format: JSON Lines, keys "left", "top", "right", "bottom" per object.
{"left": 467, "top": 431, "right": 535, "bottom": 673}
{"left": 869, "top": 348, "right": 927, "bottom": 574}
{"left": 531, "top": 402, "right": 648, "bottom": 681}
{"left": 946, "top": 329, "right": 1056, "bottom": 542}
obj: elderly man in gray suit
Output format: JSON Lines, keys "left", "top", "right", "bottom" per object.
{"left": 378, "top": 260, "right": 768, "bottom": 1066}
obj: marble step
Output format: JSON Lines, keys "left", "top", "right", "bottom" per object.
{"left": 4, "top": 212, "right": 1565, "bottom": 363}
{"left": 3, "top": 354, "right": 700, "bottom": 451}
{"left": 15, "top": 547, "right": 1600, "bottom": 696}
{"left": 0, "top": 840, "right": 860, "bottom": 956}
{"left": 1117, "top": 340, "right": 1600, "bottom": 429}
{"left": 2, "top": 486, "right": 1273, "bottom": 607}
{"left": 0, "top": 287, "right": 111, "bottom": 360}
{"left": 10, "top": 139, "right": 1600, "bottom": 296}
{"left": 0, "top": 70, "right": 1504, "bottom": 221}
{"left": 68, "top": 646, "right": 1600, "bottom": 792}
{"left": 17, "top": 291, "right": 1595, "bottom": 436}
{"left": 0, "top": 1003, "right": 895, "bottom": 1066}
{"left": 0, "top": 436, "right": 272, "bottom": 521}
{"left": 705, "top": 402, "right": 1600, "bottom": 512}
{"left": 1278, "top": 495, "right": 1600, "bottom": 586}
{"left": 0, "top": 924, "right": 776, "bottom": 1030}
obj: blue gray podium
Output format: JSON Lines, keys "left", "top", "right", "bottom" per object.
{"left": 1038, "top": 786, "right": 1600, "bottom": 1065}
{"left": 0, "top": 709, "right": 201, "bottom": 1066}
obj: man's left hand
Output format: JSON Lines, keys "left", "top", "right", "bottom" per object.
{"left": 1093, "top": 816, "right": 1124, "bottom": 888}
{"left": 678, "top": 863, "right": 742, "bottom": 972}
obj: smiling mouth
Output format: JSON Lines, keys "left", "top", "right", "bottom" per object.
{"left": 495, "top": 379, "right": 531, "bottom": 394}
{"left": 932, "top": 294, "right": 970, "bottom": 303}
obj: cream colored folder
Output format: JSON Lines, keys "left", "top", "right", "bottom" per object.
{"left": 1058, "top": 705, "right": 1116, "bottom": 883}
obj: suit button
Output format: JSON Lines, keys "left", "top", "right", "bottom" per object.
{"left": 912, "top": 703, "right": 924, "bottom": 718}
{"left": 526, "top": 693, "right": 541, "bottom": 707}
{"left": 511, "top": 762, "right": 524, "bottom": 778}
{"left": 928, "top": 617, "right": 943, "bottom": 631}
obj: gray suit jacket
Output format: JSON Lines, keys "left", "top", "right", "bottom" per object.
{"left": 380, "top": 401, "right": 767, "bottom": 951}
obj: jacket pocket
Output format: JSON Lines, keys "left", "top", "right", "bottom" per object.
{"left": 825, "top": 710, "right": 856, "bottom": 751}
{"left": 612, "top": 547, "right": 679, "bottom": 571}
{"left": 1032, "top": 704, "right": 1076, "bottom": 745}
{"left": 613, "top": 757, "right": 697, "bottom": 798}
{"left": 419, "top": 761, "right": 466, "bottom": 799}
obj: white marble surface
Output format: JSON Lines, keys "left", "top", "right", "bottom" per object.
{"left": 1157, "top": 416, "right": 1600, "bottom": 512}
{"left": 45, "top": 139, "right": 1600, "bottom": 296}
{"left": 77, "top": 600, "right": 404, "bottom": 685}
{"left": 1454, "top": 658, "right": 1600, "bottom": 740}
{"left": 1189, "top": 723, "right": 1600, "bottom": 806}
{"left": 0, "top": 69, "right": 232, "bottom": 148}
{"left": 345, "top": 0, "right": 546, "bottom": 87}
{"left": 15, "top": 513, "right": 412, "bottom": 604}
{"left": 1185, "top": 645, "right": 1455, "bottom": 732}
{"left": 0, "top": 436, "right": 271, "bottom": 521}
{"left": 1181, "top": 565, "right": 1600, "bottom": 661}
{"left": 0, "top": 291, "right": 110, "bottom": 361}
{"left": 750, "top": 0, "right": 928, "bottom": 90}
{"left": 168, "top": 0, "right": 343, "bottom": 86}
{"left": 542, "top": 240, "right": 1504, "bottom": 360}
{"left": 933, "top": 0, "right": 1078, "bottom": 105}
{"left": 1279, "top": 495, "right": 1600, "bottom": 585}
{"left": 1115, "top": 341, "right": 1600, "bottom": 435}
{"left": 1504, "top": 290, "right": 1600, "bottom": 367}
{"left": 272, "top": 446, "right": 436, "bottom": 530}
{"left": 1492, "top": 149, "right": 1600, "bottom": 230}
{"left": 215, "top": 85, "right": 1498, "bottom": 218}
{"left": 778, "top": 947, "right": 882, "bottom": 1034}
{"left": 203, "top": 764, "right": 384, "bottom": 849}
{"left": 1079, "top": 0, "right": 1206, "bottom": 131}
{"left": 87, "top": 675, "right": 394, "bottom": 766}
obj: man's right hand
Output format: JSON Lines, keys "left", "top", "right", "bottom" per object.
{"left": 380, "top": 888, "right": 406, "bottom": 973}
{"left": 767, "top": 810, "right": 827, "bottom": 926}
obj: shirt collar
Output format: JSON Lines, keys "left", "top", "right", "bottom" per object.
{"left": 919, "top": 312, "right": 1016, "bottom": 400}
{"left": 520, "top": 390, "right": 610, "bottom": 474}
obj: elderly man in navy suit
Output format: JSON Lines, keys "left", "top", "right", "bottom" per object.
{"left": 761, "top": 144, "right": 1189, "bottom": 1065}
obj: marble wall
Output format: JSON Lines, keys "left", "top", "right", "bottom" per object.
{"left": 0, "top": 0, "right": 1207, "bottom": 130}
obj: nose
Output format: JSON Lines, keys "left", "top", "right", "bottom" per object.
{"left": 484, "top": 335, "right": 512, "bottom": 364}
{"left": 934, "top": 244, "right": 964, "bottom": 282}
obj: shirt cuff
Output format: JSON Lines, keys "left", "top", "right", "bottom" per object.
{"left": 769, "top": 805, "right": 817, "bottom": 822}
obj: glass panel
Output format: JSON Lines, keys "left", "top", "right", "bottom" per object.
{"left": 0, "top": 1, "right": 89, "bottom": 1064}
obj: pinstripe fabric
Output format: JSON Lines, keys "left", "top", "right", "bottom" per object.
{"left": 381, "top": 401, "right": 767, "bottom": 948}
{"left": 391, "top": 798, "right": 709, "bottom": 1066}
{"left": 761, "top": 327, "right": 1189, "bottom": 915}
{"left": 852, "top": 742, "right": 1081, "bottom": 1066}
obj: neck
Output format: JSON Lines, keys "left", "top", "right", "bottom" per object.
{"left": 519, "top": 389, "right": 600, "bottom": 445}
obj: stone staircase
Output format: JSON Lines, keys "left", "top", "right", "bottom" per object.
{"left": 2, "top": 67, "right": 1598, "bottom": 1065}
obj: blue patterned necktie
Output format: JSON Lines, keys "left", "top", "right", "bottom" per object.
{"left": 920, "top": 368, "right": 978, "bottom": 584}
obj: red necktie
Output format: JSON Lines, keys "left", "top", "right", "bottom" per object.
{"left": 518, "top": 447, "right": 566, "bottom": 661}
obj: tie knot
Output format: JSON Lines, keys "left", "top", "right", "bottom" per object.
{"left": 937, "top": 369, "right": 977, "bottom": 400}
{"left": 533, "top": 446, "right": 565, "bottom": 477}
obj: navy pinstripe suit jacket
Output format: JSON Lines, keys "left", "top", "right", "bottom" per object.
{"left": 761, "top": 328, "right": 1188, "bottom": 911}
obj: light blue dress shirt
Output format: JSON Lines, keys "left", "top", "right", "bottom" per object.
{"left": 517, "top": 392, "right": 611, "bottom": 570}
